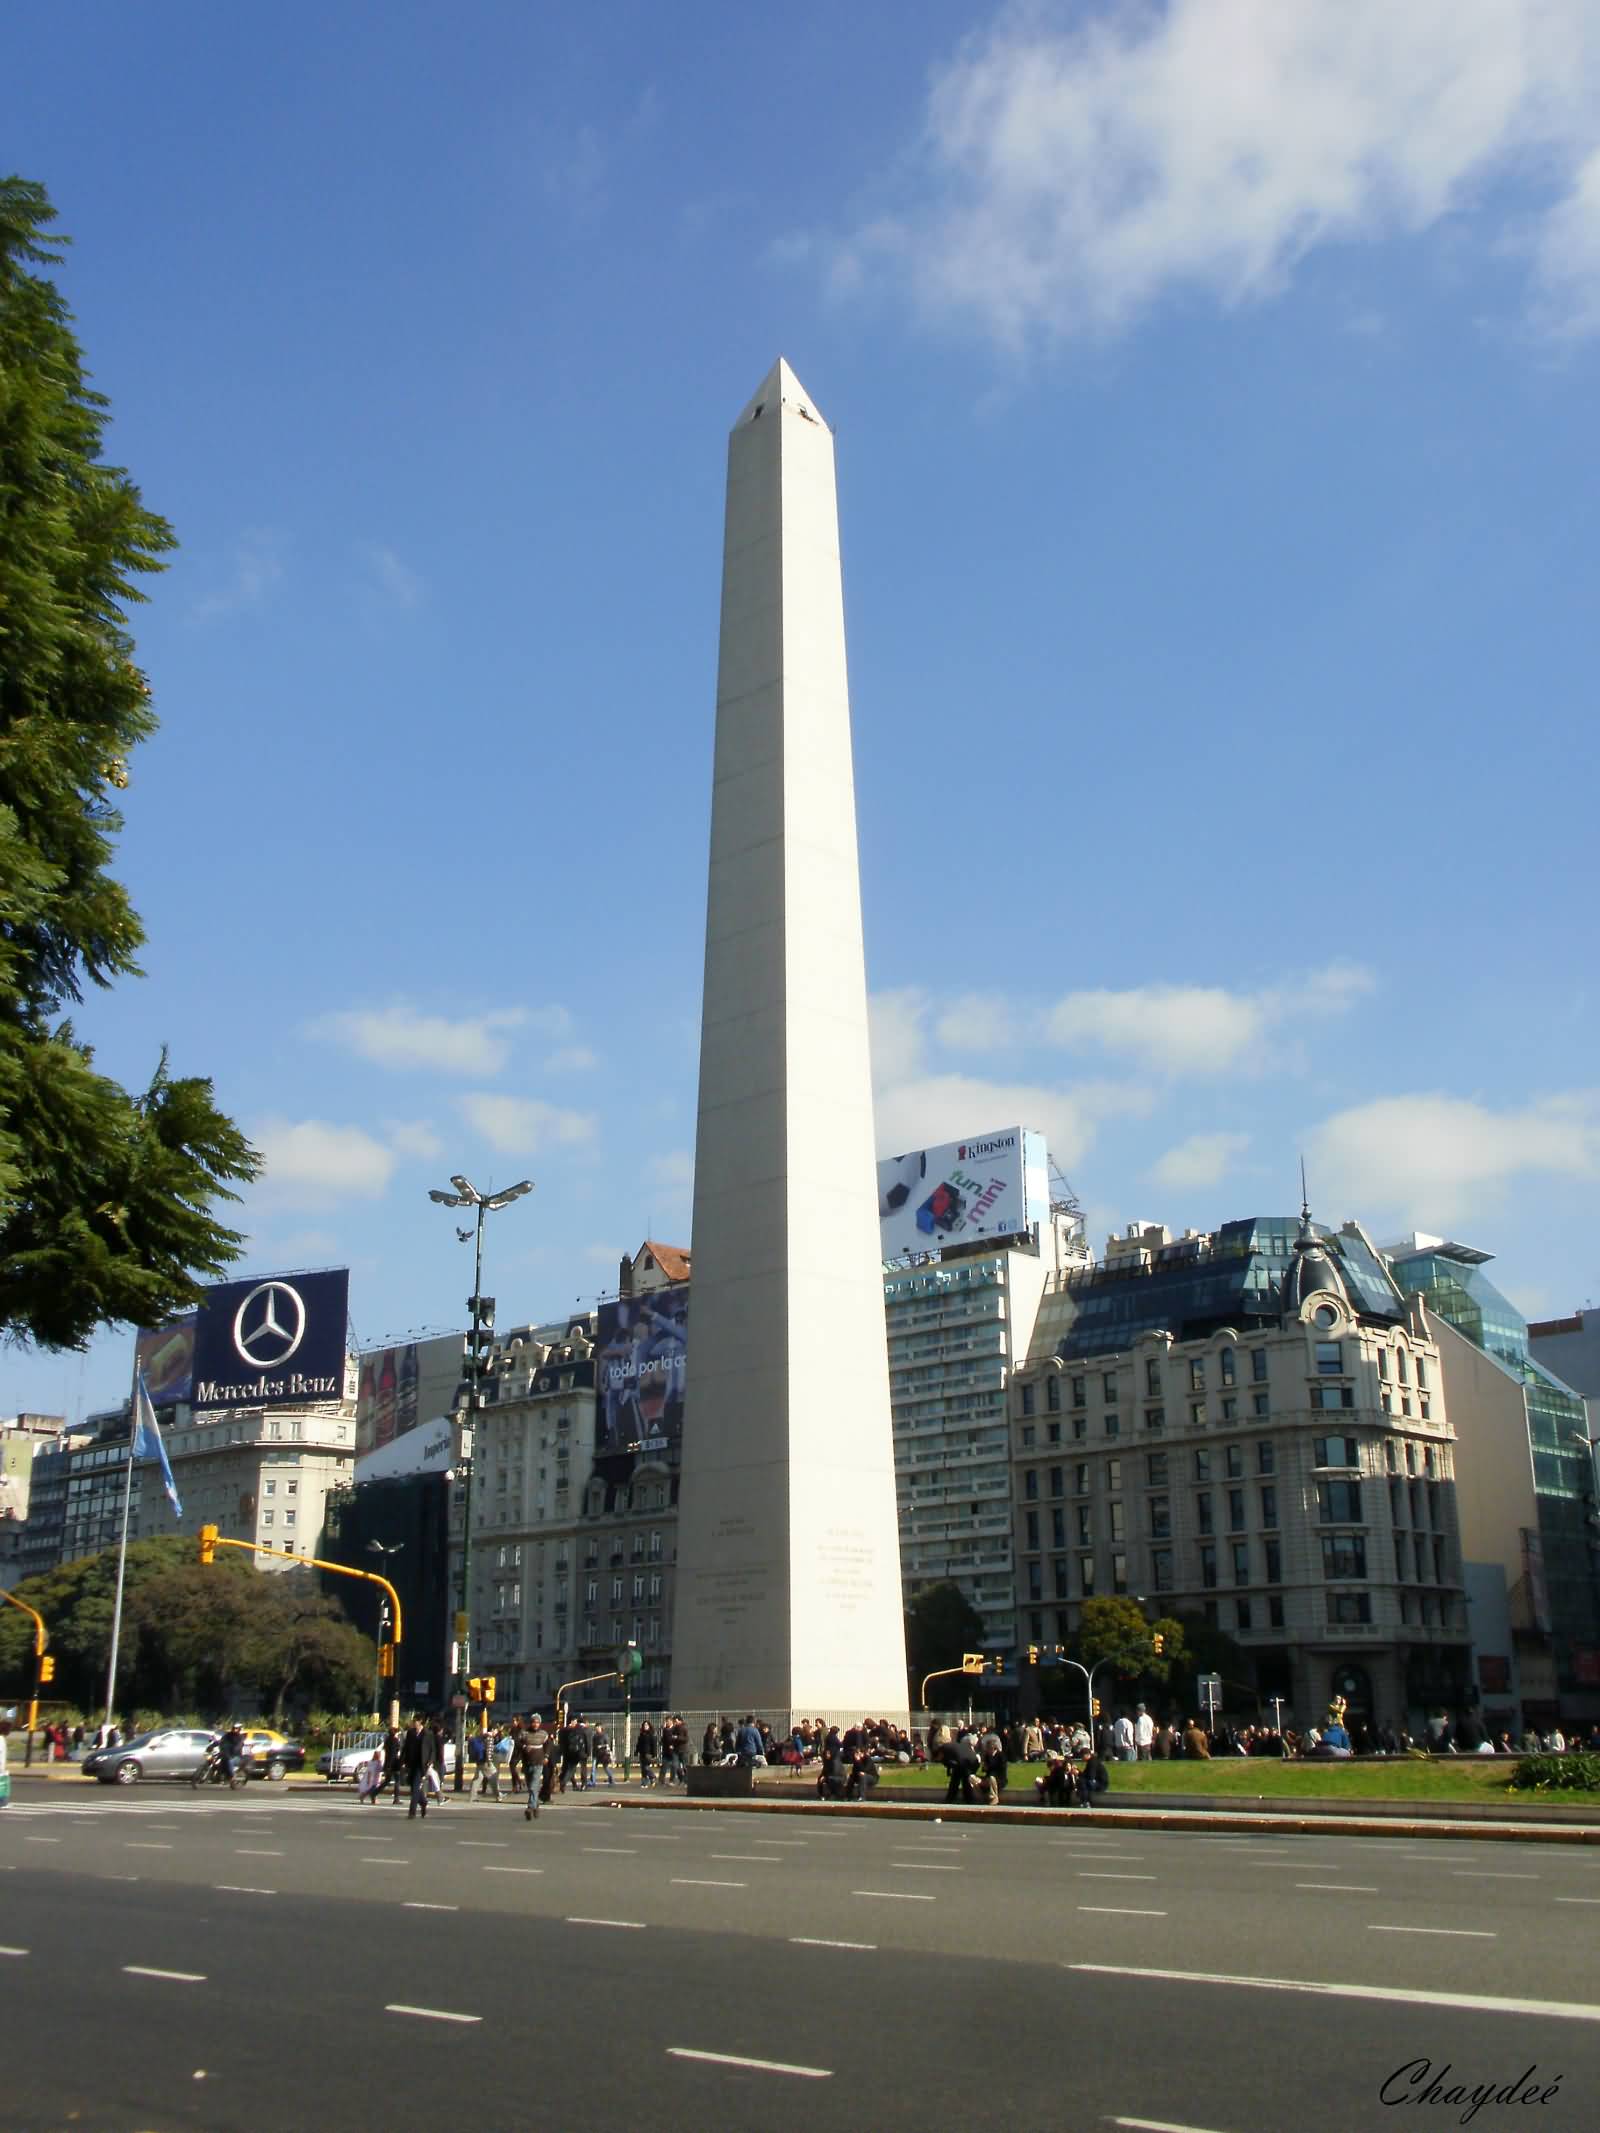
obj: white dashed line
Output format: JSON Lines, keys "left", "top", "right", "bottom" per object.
{"left": 852, "top": 1889, "right": 934, "bottom": 1901}
{"left": 24, "top": 1837, "right": 60, "bottom": 1845}
{"left": 0, "top": 1946, "right": 28, "bottom": 1957}
{"left": 125, "top": 1843, "right": 173, "bottom": 1850}
{"left": 360, "top": 1857, "right": 409, "bottom": 1866}
{"left": 567, "top": 1917, "right": 647, "bottom": 1929}
{"left": 709, "top": 1854, "right": 782, "bottom": 1863}
{"left": 1296, "top": 1884, "right": 1380, "bottom": 1893}
{"left": 667, "top": 2048, "right": 830, "bottom": 2079}
{"left": 583, "top": 1847, "right": 638, "bottom": 1856}
{"left": 890, "top": 1863, "right": 963, "bottom": 1872}
{"left": 213, "top": 1884, "right": 276, "bottom": 1895}
{"left": 1078, "top": 1906, "right": 1168, "bottom": 1917}
{"left": 1368, "top": 1925, "right": 1496, "bottom": 1939}
{"left": 790, "top": 1937, "right": 876, "bottom": 1950}
{"left": 1555, "top": 1897, "right": 1600, "bottom": 1905}
{"left": 235, "top": 1849, "right": 284, "bottom": 1857}
{"left": 483, "top": 1866, "right": 543, "bottom": 1876}
{"left": 1109, "top": 2117, "right": 1235, "bottom": 2132}
{"left": 386, "top": 2004, "right": 481, "bottom": 2024}
{"left": 1070, "top": 1963, "right": 1600, "bottom": 2023}
{"left": 671, "top": 1877, "right": 746, "bottom": 1888}
{"left": 125, "top": 1966, "right": 206, "bottom": 1983}
{"left": 403, "top": 1902, "right": 459, "bottom": 1911}
{"left": 1452, "top": 1871, "right": 1537, "bottom": 1880}
{"left": 1078, "top": 1872, "right": 1158, "bottom": 1881}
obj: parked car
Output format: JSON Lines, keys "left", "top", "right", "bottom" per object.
{"left": 318, "top": 1733, "right": 456, "bottom": 1781}
{"left": 239, "top": 1728, "right": 307, "bottom": 1781}
{"left": 83, "top": 1728, "right": 218, "bottom": 1786}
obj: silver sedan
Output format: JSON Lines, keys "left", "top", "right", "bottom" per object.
{"left": 82, "top": 1728, "right": 218, "bottom": 1785}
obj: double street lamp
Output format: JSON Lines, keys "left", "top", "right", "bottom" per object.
{"left": 429, "top": 1173, "right": 533, "bottom": 1790}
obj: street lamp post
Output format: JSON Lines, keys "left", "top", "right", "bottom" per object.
{"left": 429, "top": 1173, "right": 533, "bottom": 1791}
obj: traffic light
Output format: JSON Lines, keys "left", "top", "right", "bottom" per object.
{"left": 378, "top": 1644, "right": 396, "bottom": 1678}
{"left": 39, "top": 1655, "right": 55, "bottom": 1683}
{"left": 990, "top": 1655, "right": 1005, "bottom": 1674}
{"left": 1092, "top": 1697, "right": 1102, "bottom": 1716}
{"left": 961, "top": 1652, "right": 985, "bottom": 1675}
{"left": 481, "top": 1676, "right": 496, "bottom": 1706}
{"left": 467, "top": 1675, "right": 483, "bottom": 1702}
{"left": 199, "top": 1523, "right": 218, "bottom": 1565}
{"left": 1152, "top": 1632, "right": 1165, "bottom": 1656}
{"left": 1026, "top": 1644, "right": 1040, "bottom": 1665}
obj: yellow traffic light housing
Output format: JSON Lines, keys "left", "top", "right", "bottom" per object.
{"left": 1026, "top": 1644, "right": 1039, "bottom": 1665}
{"left": 39, "top": 1654, "right": 55, "bottom": 1683}
{"left": 378, "top": 1644, "right": 396, "bottom": 1678}
{"left": 199, "top": 1524, "right": 218, "bottom": 1565}
{"left": 467, "top": 1675, "right": 482, "bottom": 1703}
{"left": 1092, "top": 1697, "right": 1102, "bottom": 1716}
{"left": 990, "top": 1654, "right": 1005, "bottom": 1673}
{"left": 481, "top": 1676, "right": 496, "bottom": 1706}
{"left": 961, "top": 1652, "right": 985, "bottom": 1675}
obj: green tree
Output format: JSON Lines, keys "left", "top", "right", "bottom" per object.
{"left": 0, "top": 176, "right": 258, "bottom": 1350}
{"left": 1073, "top": 1596, "right": 1188, "bottom": 1685}
{"left": 904, "top": 1580, "right": 986, "bottom": 1697}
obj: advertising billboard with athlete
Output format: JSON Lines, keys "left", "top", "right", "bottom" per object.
{"left": 593, "top": 1286, "right": 688, "bottom": 1466}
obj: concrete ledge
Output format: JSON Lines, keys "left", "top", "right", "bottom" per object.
{"left": 686, "top": 1764, "right": 755, "bottom": 1799}
{"left": 609, "top": 1793, "right": 1600, "bottom": 1844}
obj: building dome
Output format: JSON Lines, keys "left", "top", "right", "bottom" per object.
{"left": 1282, "top": 1202, "right": 1350, "bottom": 1317}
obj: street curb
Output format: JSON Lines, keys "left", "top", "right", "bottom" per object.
{"left": 605, "top": 1794, "right": 1600, "bottom": 1844}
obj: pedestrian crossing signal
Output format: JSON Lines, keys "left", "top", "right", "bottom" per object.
{"left": 961, "top": 1653, "right": 986, "bottom": 1675}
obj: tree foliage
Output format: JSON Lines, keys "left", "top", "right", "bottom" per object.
{"left": 0, "top": 1536, "right": 373, "bottom": 1720}
{"left": 0, "top": 176, "right": 258, "bottom": 1349}
{"left": 1073, "top": 1595, "right": 1188, "bottom": 1685}
{"left": 904, "top": 1580, "right": 986, "bottom": 1692}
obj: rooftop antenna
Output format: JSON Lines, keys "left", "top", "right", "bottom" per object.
{"left": 1299, "top": 1154, "right": 1311, "bottom": 1221}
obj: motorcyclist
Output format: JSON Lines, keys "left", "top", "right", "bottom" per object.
{"left": 219, "top": 1720, "right": 246, "bottom": 1784}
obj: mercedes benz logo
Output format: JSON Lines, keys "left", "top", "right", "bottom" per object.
{"left": 232, "top": 1280, "right": 308, "bottom": 1370}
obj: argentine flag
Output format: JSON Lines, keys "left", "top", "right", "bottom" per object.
{"left": 133, "top": 1369, "right": 183, "bottom": 1520}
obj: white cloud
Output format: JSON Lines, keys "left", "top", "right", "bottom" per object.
{"left": 874, "top": 1071, "right": 1152, "bottom": 1171}
{"left": 1047, "top": 963, "right": 1373, "bottom": 1075}
{"left": 932, "top": 992, "right": 1025, "bottom": 1053}
{"left": 1148, "top": 1130, "right": 1252, "bottom": 1190}
{"left": 252, "top": 1117, "right": 396, "bottom": 1206}
{"left": 836, "top": 0, "right": 1600, "bottom": 345}
{"left": 545, "top": 1045, "right": 599, "bottom": 1074}
{"left": 190, "top": 529, "right": 284, "bottom": 622}
{"left": 459, "top": 1092, "right": 597, "bottom": 1155}
{"left": 1307, "top": 1090, "right": 1600, "bottom": 1227}
{"left": 309, "top": 1001, "right": 569, "bottom": 1077}
{"left": 647, "top": 1150, "right": 695, "bottom": 1192}
{"left": 385, "top": 1119, "right": 444, "bottom": 1160}
{"left": 361, "top": 543, "right": 424, "bottom": 607}
{"left": 869, "top": 987, "right": 932, "bottom": 1089}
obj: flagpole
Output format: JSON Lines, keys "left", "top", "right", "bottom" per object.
{"left": 100, "top": 1357, "right": 142, "bottom": 1741}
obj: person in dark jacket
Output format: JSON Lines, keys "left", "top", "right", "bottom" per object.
{"left": 636, "top": 1719, "right": 657, "bottom": 1787}
{"left": 519, "top": 1717, "right": 547, "bottom": 1821}
{"left": 944, "top": 1730, "right": 981, "bottom": 1805}
{"left": 402, "top": 1719, "right": 438, "bottom": 1819}
{"left": 381, "top": 1725, "right": 404, "bottom": 1806}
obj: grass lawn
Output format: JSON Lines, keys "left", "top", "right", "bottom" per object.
{"left": 875, "top": 1757, "right": 1596, "bottom": 1807}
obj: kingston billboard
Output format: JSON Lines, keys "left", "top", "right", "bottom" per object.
{"left": 876, "top": 1127, "right": 1048, "bottom": 1258}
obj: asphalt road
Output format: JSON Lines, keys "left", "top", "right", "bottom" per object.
{"left": 2, "top": 1783, "right": 1597, "bottom": 2132}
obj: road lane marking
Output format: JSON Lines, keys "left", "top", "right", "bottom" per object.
{"left": 851, "top": 1889, "right": 934, "bottom": 1901}
{"left": 0, "top": 1946, "right": 28, "bottom": 1957}
{"left": 483, "top": 1866, "right": 543, "bottom": 1876}
{"left": 403, "top": 1902, "right": 459, "bottom": 1910}
{"left": 584, "top": 1846, "right": 638, "bottom": 1855}
{"left": 667, "top": 2048, "right": 830, "bottom": 2080}
{"left": 1555, "top": 1897, "right": 1600, "bottom": 1905}
{"left": 214, "top": 1885, "right": 275, "bottom": 1895}
{"left": 790, "top": 1937, "right": 876, "bottom": 1950}
{"left": 894, "top": 1843, "right": 966, "bottom": 1852}
{"left": 235, "top": 1848, "right": 284, "bottom": 1857}
{"left": 1368, "top": 1925, "right": 1496, "bottom": 1939}
{"left": 458, "top": 1841, "right": 508, "bottom": 1850}
{"left": 125, "top": 1967, "right": 206, "bottom": 1983}
{"left": 1069, "top": 1963, "right": 1600, "bottom": 2024}
{"left": 890, "top": 1863, "right": 962, "bottom": 1872}
{"left": 1079, "top": 1907, "right": 1167, "bottom": 1918}
{"left": 125, "top": 1842, "right": 173, "bottom": 1850}
{"left": 361, "top": 1857, "right": 409, "bottom": 1866}
{"left": 1296, "top": 1884, "right": 1379, "bottom": 1893}
{"left": 386, "top": 2005, "right": 481, "bottom": 2024}
{"left": 1110, "top": 2119, "right": 1235, "bottom": 2132}
{"left": 1079, "top": 1872, "right": 1158, "bottom": 1881}
{"left": 1452, "top": 1871, "right": 1537, "bottom": 1880}
{"left": 567, "top": 1917, "right": 646, "bottom": 1929}
{"left": 671, "top": 1877, "right": 746, "bottom": 1888}
{"left": 24, "top": 1837, "right": 60, "bottom": 1845}
{"left": 709, "top": 1853, "right": 784, "bottom": 1863}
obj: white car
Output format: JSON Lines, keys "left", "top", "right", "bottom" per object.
{"left": 318, "top": 1734, "right": 456, "bottom": 1781}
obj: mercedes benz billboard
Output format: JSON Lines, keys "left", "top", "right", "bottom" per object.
{"left": 190, "top": 1268, "right": 350, "bottom": 1411}
{"left": 877, "top": 1127, "right": 1048, "bottom": 1258}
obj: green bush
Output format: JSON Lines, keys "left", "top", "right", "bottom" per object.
{"left": 1508, "top": 1751, "right": 1600, "bottom": 1794}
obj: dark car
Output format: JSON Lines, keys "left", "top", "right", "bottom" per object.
{"left": 237, "top": 1728, "right": 307, "bottom": 1780}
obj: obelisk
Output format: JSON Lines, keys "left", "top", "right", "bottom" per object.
{"left": 671, "top": 360, "right": 908, "bottom": 1721}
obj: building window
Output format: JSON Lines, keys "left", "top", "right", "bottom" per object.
{"left": 1026, "top": 1510, "right": 1040, "bottom": 1550}
{"left": 1264, "top": 1538, "right": 1282, "bottom": 1583}
{"left": 1321, "top": 1534, "right": 1368, "bottom": 1580}
{"left": 1190, "top": 1402, "right": 1206, "bottom": 1429}
{"left": 1415, "top": 1356, "right": 1428, "bottom": 1390}
{"left": 1199, "top": 1543, "right": 1217, "bottom": 1590}
{"left": 1196, "top": 1491, "right": 1213, "bottom": 1535}
{"left": 1105, "top": 1460, "right": 1121, "bottom": 1492}
{"left": 1146, "top": 1451, "right": 1168, "bottom": 1485}
{"left": 1074, "top": 1463, "right": 1089, "bottom": 1493}
{"left": 1049, "top": 1466, "right": 1064, "bottom": 1497}
{"left": 1259, "top": 1485, "right": 1277, "bottom": 1528}
{"left": 1024, "top": 1469, "right": 1039, "bottom": 1501}
{"left": 1111, "top": 1552, "right": 1128, "bottom": 1594}
{"left": 1149, "top": 1495, "right": 1171, "bottom": 1539}
{"left": 1317, "top": 1479, "right": 1363, "bottom": 1522}
{"left": 1231, "top": 1542, "right": 1250, "bottom": 1585}
{"left": 1313, "top": 1435, "right": 1360, "bottom": 1470}
{"left": 1104, "top": 1414, "right": 1120, "bottom": 1438}
{"left": 1251, "top": 1348, "right": 1269, "bottom": 1383}
{"left": 286, "top": 1480, "right": 298, "bottom": 1496}
{"left": 1220, "top": 1348, "right": 1236, "bottom": 1386}
{"left": 1257, "top": 1441, "right": 1275, "bottom": 1475}
{"left": 1315, "top": 1341, "right": 1343, "bottom": 1376}
{"left": 1145, "top": 1406, "right": 1165, "bottom": 1433}
{"left": 284, "top": 1509, "right": 295, "bottom": 1528}
{"left": 1046, "top": 1376, "right": 1061, "bottom": 1413}
{"left": 1328, "top": 1591, "right": 1372, "bottom": 1625}
{"left": 1021, "top": 1423, "right": 1036, "bottom": 1447}
{"left": 1397, "top": 1349, "right": 1410, "bottom": 1384}
{"left": 1072, "top": 1416, "right": 1087, "bottom": 1442}
{"left": 1077, "top": 1505, "right": 1092, "bottom": 1545}
{"left": 1315, "top": 1384, "right": 1355, "bottom": 1410}
{"left": 1047, "top": 1421, "right": 1063, "bottom": 1444}
{"left": 1220, "top": 1398, "right": 1238, "bottom": 1423}
{"left": 1252, "top": 1391, "right": 1270, "bottom": 1418}
{"left": 1079, "top": 1555, "right": 1095, "bottom": 1596}
{"left": 1053, "top": 1558, "right": 1069, "bottom": 1600}
{"left": 1227, "top": 1489, "right": 1245, "bottom": 1531}
{"left": 1103, "top": 1373, "right": 1117, "bottom": 1403}
{"left": 1268, "top": 1594, "right": 1285, "bottom": 1628}
{"left": 1377, "top": 1348, "right": 1389, "bottom": 1380}
{"left": 1193, "top": 1449, "right": 1211, "bottom": 1481}
{"left": 262, "top": 1510, "right": 273, "bottom": 1526}
{"left": 1189, "top": 1359, "right": 1205, "bottom": 1391}
{"left": 1225, "top": 1445, "right": 1243, "bottom": 1479}
{"left": 1152, "top": 1547, "right": 1173, "bottom": 1592}
{"left": 1021, "top": 1383, "right": 1036, "bottom": 1417}
{"left": 1072, "top": 1377, "right": 1086, "bottom": 1407}
{"left": 1027, "top": 1560, "right": 1043, "bottom": 1601}
{"left": 264, "top": 1480, "right": 276, "bottom": 1497}
{"left": 1051, "top": 1508, "right": 1065, "bottom": 1550}
{"left": 1146, "top": 1359, "right": 1162, "bottom": 1396}
{"left": 1108, "top": 1502, "right": 1125, "bottom": 1544}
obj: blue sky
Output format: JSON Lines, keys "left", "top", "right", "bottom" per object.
{"left": 8, "top": 0, "right": 1599, "bottom": 1423}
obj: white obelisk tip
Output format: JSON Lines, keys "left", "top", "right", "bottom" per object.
{"left": 732, "top": 357, "right": 829, "bottom": 434}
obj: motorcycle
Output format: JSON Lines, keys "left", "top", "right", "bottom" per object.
{"left": 191, "top": 1743, "right": 250, "bottom": 1791}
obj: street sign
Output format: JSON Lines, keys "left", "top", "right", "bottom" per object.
{"left": 616, "top": 1646, "right": 643, "bottom": 1677}
{"left": 450, "top": 1693, "right": 467, "bottom": 1710}
{"left": 454, "top": 1611, "right": 470, "bottom": 1639}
